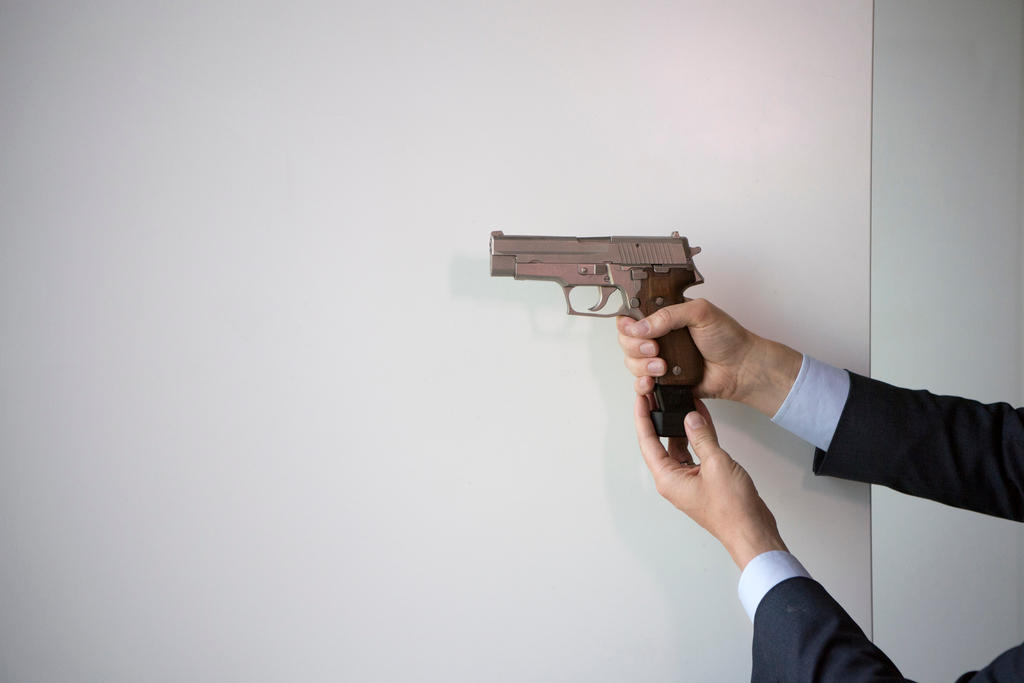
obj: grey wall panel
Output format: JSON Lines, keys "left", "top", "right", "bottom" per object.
{"left": 872, "top": 1, "right": 1024, "bottom": 680}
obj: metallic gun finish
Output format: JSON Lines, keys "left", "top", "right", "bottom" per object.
{"left": 489, "top": 231, "right": 703, "bottom": 321}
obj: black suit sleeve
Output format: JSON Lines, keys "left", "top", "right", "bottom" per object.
{"left": 751, "top": 576, "right": 907, "bottom": 682}
{"left": 750, "top": 373, "right": 1024, "bottom": 681}
{"left": 812, "top": 372, "right": 1024, "bottom": 521}
{"left": 957, "top": 644, "right": 1024, "bottom": 682}
{"left": 751, "top": 577, "right": 1024, "bottom": 682}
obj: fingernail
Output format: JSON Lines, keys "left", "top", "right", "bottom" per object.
{"left": 628, "top": 320, "right": 651, "bottom": 336}
{"left": 647, "top": 360, "right": 664, "bottom": 374}
{"left": 685, "top": 411, "right": 706, "bottom": 429}
{"left": 639, "top": 342, "right": 656, "bottom": 356}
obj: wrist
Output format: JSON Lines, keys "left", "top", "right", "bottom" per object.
{"left": 734, "top": 337, "right": 802, "bottom": 418}
{"left": 726, "top": 529, "right": 789, "bottom": 571}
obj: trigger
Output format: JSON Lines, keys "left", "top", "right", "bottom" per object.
{"left": 561, "top": 285, "right": 579, "bottom": 315}
{"left": 589, "top": 286, "right": 618, "bottom": 312}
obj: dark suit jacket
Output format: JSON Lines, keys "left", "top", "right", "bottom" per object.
{"left": 751, "top": 372, "right": 1024, "bottom": 682}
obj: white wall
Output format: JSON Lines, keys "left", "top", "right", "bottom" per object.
{"left": 872, "top": 1, "right": 1024, "bottom": 680}
{"left": 0, "top": 2, "right": 872, "bottom": 680}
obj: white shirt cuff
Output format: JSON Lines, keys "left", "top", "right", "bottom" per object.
{"left": 770, "top": 354, "right": 850, "bottom": 451}
{"left": 737, "top": 550, "right": 811, "bottom": 622}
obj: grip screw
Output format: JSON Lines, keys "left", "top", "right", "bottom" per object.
{"left": 655, "top": 296, "right": 665, "bottom": 306}
{"left": 672, "top": 366, "right": 682, "bottom": 376}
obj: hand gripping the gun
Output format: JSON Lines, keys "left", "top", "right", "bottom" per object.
{"left": 489, "top": 230, "right": 704, "bottom": 437}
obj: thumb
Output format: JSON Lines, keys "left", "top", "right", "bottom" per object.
{"left": 684, "top": 410, "right": 725, "bottom": 462}
{"left": 623, "top": 299, "right": 711, "bottom": 339}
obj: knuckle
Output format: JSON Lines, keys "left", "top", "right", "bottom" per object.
{"left": 689, "top": 298, "right": 711, "bottom": 321}
{"left": 649, "top": 307, "right": 672, "bottom": 333}
{"left": 690, "top": 433, "right": 719, "bottom": 452}
{"left": 619, "top": 334, "right": 643, "bottom": 356}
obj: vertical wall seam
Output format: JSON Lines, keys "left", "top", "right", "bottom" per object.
{"left": 1017, "top": 0, "right": 1024, "bottom": 642}
{"left": 868, "top": 0, "right": 877, "bottom": 643}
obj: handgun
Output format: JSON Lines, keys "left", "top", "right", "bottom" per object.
{"left": 489, "top": 230, "right": 704, "bottom": 437}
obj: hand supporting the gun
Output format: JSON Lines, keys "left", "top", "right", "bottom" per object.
{"left": 617, "top": 299, "right": 803, "bottom": 418}
{"left": 636, "top": 397, "right": 787, "bottom": 569}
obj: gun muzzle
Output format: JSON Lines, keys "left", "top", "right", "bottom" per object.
{"left": 489, "top": 231, "right": 516, "bottom": 276}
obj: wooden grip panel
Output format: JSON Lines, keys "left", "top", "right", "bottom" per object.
{"left": 638, "top": 269, "right": 703, "bottom": 387}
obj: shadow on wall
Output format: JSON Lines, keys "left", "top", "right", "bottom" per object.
{"left": 448, "top": 252, "right": 583, "bottom": 339}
